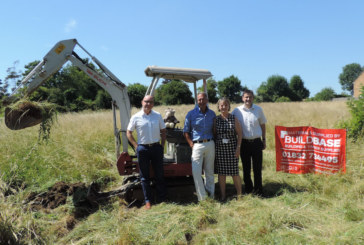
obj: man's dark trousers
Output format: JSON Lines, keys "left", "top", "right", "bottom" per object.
{"left": 137, "top": 144, "right": 167, "bottom": 203}
{"left": 240, "top": 138, "right": 263, "bottom": 195}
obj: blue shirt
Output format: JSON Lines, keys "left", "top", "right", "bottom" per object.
{"left": 183, "top": 106, "right": 216, "bottom": 141}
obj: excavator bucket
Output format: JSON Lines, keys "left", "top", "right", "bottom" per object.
{"left": 5, "top": 102, "right": 43, "bottom": 130}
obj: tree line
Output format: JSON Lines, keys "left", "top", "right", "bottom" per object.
{"left": 0, "top": 61, "right": 362, "bottom": 111}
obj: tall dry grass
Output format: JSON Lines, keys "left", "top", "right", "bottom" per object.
{"left": 0, "top": 100, "right": 363, "bottom": 244}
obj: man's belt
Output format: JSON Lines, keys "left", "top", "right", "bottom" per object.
{"left": 139, "top": 142, "right": 160, "bottom": 147}
{"left": 242, "top": 138, "right": 261, "bottom": 143}
{"left": 193, "top": 139, "right": 212, "bottom": 143}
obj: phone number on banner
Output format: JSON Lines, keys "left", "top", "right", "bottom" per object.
{"left": 281, "top": 151, "right": 339, "bottom": 163}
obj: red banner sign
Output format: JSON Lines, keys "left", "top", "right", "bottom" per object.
{"left": 275, "top": 126, "right": 346, "bottom": 174}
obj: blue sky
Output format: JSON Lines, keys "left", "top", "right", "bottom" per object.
{"left": 1, "top": 0, "right": 364, "bottom": 97}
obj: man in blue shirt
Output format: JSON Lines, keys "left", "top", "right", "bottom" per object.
{"left": 183, "top": 92, "right": 216, "bottom": 201}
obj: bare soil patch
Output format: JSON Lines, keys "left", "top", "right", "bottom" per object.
{"left": 25, "top": 181, "right": 86, "bottom": 211}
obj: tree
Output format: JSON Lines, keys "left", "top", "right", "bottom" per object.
{"left": 314, "top": 87, "right": 336, "bottom": 101}
{"left": 198, "top": 78, "right": 218, "bottom": 103}
{"left": 257, "top": 75, "right": 295, "bottom": 102}
{"left": 217, "top": 75, "right": 244, "bottom": 103}
{"left": 95, "top": 90, "right": 112, "bottom": 109}
{"left": 339, "top": 63, "right": 363, "bottom": 95}
{"left": 25, "top": 60, "right": 110, "bottom": 111}
{"left": 0, "top": 79, "right": 9, "bottom": 100}
{"left": 155, "top": 80, "right": 194, "bottom": 105}
{"left": 337, "top": 87, "right": 364, "bottom": 141}
{"left": 289, "top": 75, "right": 310, "bottom": 100}
{"left": 4, "top": 61, "right": 22, "bottom": 92}
{"left": 22, "top": 61, "right": 40, "bottom": 85}
{"left": 256, "top": 82, "right": 269, "bottom": 102}
{"left": 127, "top": 83, "right": 147, "bottom": 108}
{"left": 6, "top": 59, "right": 148, "bottom": 111}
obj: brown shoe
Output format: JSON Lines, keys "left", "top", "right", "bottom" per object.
{"left": 144, "top": 202, "right": 151, "bottom": 210}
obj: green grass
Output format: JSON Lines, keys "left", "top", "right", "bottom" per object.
{"left": 0, "top": 101, "right": 363, "bottom": 244}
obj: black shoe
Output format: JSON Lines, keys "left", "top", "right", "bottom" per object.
{"left": 253, "top": 189, "right": 263, "bottom": 197}
{"left": 244, "top": 189, "right": 253, "bottom": 195}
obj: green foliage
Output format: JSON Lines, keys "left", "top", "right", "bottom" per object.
{"left": 256, "top": 82, "right": 269, "bottom": 102}
{"left": 257, "top": 75, "right": 297, "bottom": 102}
{"left": 275, "top": 96, "right": 291, "bottom": 102}
{"left": 4, "top": 60, "right": 22, "bottom": 88}
{"left": 337, "top": 87, "right": 364, "bottom": 141}
{"left": 289, "top": 75, "right": 310, "bottom": 100}
{"left": 95, "top": 90, "right": 112, "bottom": 109}
{"left": 313, "top": 87, "right": 336, "bottom": 101}
{"left": 38, "top": 105, "right": 58, "bottom": 143}
{"left": 0, "top": 61, "right": 21, "bottom": 105}
{"left": 127, "top": 83, "right": 147, "bottom": 108}
{"left": 0, "top": 79, "right": 9, "bottom": 101}
{"left": 217, "top": 75, "right": 245, "bottom": 103}
{"left": 21, "top": 61, "right": 112, "bottom": 112}
{"left": 155, "top": 80, "right": 194, "bottom": 105}
{"left": 198, "top": 78, "right": 218, "bottom": 103}
{"left": 339, "top": 63, "right": 364, "bottom": 95}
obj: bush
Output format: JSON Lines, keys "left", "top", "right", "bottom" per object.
{"left": 155, "top": 80, "right": 194, "bottom": 105}
{"left": 276, "top": 96, "right": 291, "bottom": 102}
{"left": 337, "top": 87, "right": 364, "bottom": 141}
{"left": 313, "top": 87, "right": 336, "bottom": 101}
{"left": 127, "top": 83, "right": 147, "bottom": 108}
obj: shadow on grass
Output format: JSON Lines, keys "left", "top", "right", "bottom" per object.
{"left": 262, "top": 182, "right": 307, "bottom": 198}
{"left": 160, "top": 176, "right": 198, "bottom": 205}
{"left": 220, "top": 182, "right": 307, "bottom": 200}
{"left": 26, "top": 178, "right": 308, "bottom": 221}
{"left": 72, "top": 176, "right": 199, "bottom": 215}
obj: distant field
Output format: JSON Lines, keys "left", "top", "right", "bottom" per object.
{"left": 0, "top": 100, "right": 363, "bottom": 244}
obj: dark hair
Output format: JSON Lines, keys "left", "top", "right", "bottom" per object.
{"left": 242, "top": 89, "right": 254, "bottom": 97}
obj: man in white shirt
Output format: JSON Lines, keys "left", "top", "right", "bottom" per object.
{"left": 127, "top": 95, "right": 167, "bottom": 209}
{"left": 232, "top": 90, "right": 267, "bottom": 196}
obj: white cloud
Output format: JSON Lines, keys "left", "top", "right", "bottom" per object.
{"left": 64, "top": 19, "right": 77, "bottom": 33}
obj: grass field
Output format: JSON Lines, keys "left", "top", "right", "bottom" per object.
{"left": 0, "top": 100, "right": 363, "bottom": 244}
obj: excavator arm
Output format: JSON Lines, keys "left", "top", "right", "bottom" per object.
{"left": 5, "top": 39, "right": 131, "bottom": 158}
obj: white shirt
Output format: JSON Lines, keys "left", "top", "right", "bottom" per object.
{"left": 127, "top": 110, "right": 166, "bottom": 144}
{"left": 232, "top": 104, "right": 267, "bottom": 139}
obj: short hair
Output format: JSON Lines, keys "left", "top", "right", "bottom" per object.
{"left": 143, "top": 95, "right": 154, "bottom": 101}
{"left": 242, "top": 89, "right": 254, "bottom": 97}
{"left": 217, "top": 97, "right": 231, "bottom": 111}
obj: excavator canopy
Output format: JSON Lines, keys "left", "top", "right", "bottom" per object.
{"left": 144, "top": 66, "right": 212, "bottom": 82}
